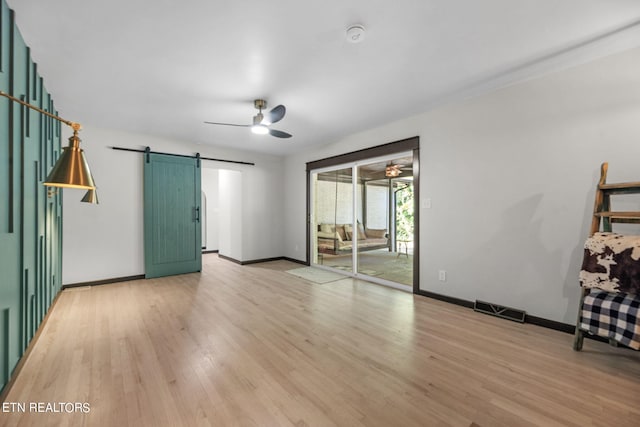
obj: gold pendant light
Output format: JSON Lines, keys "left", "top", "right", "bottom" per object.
{"left": 45, "top": 127, "right": 95, "bottom": 189}
{"left": 1, "top": 90, "right": 97, "bottom": 199}
{"left": 81, "top": 188, "right": 99, "bottom": 204}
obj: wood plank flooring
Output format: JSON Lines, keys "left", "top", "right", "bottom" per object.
{"left": 2, "top": 254, "right": 640, "bottom": 426}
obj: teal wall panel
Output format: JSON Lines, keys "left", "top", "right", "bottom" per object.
{"left": 0, "top": 1, "right": 11, "bottom": 233}
{"left": 1, "top": 308, "right": 9, "bottom": 393}
{"left": 0, "top": 3, "right": 24, "bottom": 393}
{"left": 0, "top": 0, "right": 63, "bottom": 394}
{"left": 12, "top": 4, "right": 29, "bottom": 371}
{"left": 0, "top": 0, "right": 13, "bottom": 382}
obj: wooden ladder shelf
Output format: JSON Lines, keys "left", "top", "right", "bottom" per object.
{"left": 573, "top": 162, "right": 640, "bottom": 350}
{"left": 589, "top": 163, "right": 640, "bottom": 235}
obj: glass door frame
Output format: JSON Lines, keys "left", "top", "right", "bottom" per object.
{"left": 309, "top": 162, "right": 355, "bottom": 278}
{"left": 308, "top": 149, "right": 417, "bottom": 292}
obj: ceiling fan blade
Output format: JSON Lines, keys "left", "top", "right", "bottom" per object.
{"left": 204, "top": 121, "right": 250, "bottom": 127}
{"left": 269, "top": 129, "right": 292, "bottom": 138}
{"left": 264, "top": 105, "right": 286, "bottom": 124}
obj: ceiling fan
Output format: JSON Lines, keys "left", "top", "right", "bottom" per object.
{"left": 385, "top": 162, "right": 411, "bottom": 178}
{"left": 204, "top": 99, "right": 292, "bottom": 138}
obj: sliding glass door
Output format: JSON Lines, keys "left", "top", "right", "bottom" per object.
{"left": 310, "top": 152, "right": 414, "bottom": 290}
{"left": 311, "top": 167, "right": 354, "bottom": 273}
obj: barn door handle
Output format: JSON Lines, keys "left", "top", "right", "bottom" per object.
{"left": 195, "top": 207, "right": 200, "bottom": 223}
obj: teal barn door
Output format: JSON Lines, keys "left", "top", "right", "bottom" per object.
{"left": 144, "top": 153, "right": 202, "bottom": 278}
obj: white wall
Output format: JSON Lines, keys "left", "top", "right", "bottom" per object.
{"left": 283, "top": 46, "right": 640, "bottom": 324}
{"left": 62, "top": 127, "right": 284, "bottom": 284}
{"left": 240, "top": 159, "right": 285, "bottom": 261}
{"left": 315, "top": 179, "right": 387, "bottom": 228}
{"left": 61, "top": 136, "right": 143, "bottom": 284}
{"left": 314, "top": 180, "right": 354, "bottom": 225}
{"left": 201, "top": 168, "right": 219, "bottom": 251}
{"left": 218, "top": 169, "right": 243, "bottom": 260}
{"left": 366, "top": 185, "right": 389, "bottom": 230}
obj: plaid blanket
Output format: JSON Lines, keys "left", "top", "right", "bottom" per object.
{"left": 580, "top": 289, "right": 640, "bottom": 350}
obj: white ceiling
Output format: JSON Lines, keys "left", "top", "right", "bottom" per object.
{"left": 8, "top": 1, "right": 640, "bottom": 156}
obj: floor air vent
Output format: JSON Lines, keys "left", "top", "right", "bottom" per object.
{"left": 474, "top": 300, "right": 526, "bottom": 323}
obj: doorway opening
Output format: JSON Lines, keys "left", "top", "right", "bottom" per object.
{"left": 201, "top": 168, "right": 244, "bottom": 261}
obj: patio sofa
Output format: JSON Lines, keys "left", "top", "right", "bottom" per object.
{"left": 316, "top": 222, "right": 389, "bottom": 255}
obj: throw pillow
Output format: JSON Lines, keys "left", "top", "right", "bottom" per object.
{"left": 320, "top": 223, "right": 334, "bottom": 233}
{"left": 343, "top": 224, "right": 352, "bottom": 241}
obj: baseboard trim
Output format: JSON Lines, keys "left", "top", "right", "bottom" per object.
{"left": 416, "top": 289, "right": 474, "bottom": 309}
{"left": 202, "top": 250, "right": 219, "bottom": 254}
{"left": 0, "top": 291, "right": 62, "bottom": 402}
{"left": 525, "top": 314, "right": 575, "bottom": 334}
{"left": 282, "top": 257, "right": 309, "bottom": 266}
{"left": 62, "top": 274, "right": 146, "bottom": 289}
{"left": 413, "top": 289, "right": 603, "bottom": 339}
{"left": 240, "top": 256, "right": 286, "bottom": 265}
{"left": 217, "top": 254, "right": 242, "bottom": 265}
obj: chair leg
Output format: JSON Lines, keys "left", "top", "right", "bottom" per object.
{"left": 573, "top": 328, "right": 584, "bottom": 351}
{"left": 573, "top": 288, "right": 588, "bottom": 351}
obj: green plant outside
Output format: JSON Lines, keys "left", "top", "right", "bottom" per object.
{"left": 396, "top": 183, "right": 414, "bottom": 240}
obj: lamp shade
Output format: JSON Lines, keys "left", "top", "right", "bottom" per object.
{"left": 81, "top": 188, "right": 99, "bottom": 204}
{"left": 44, "top": 133, "right": 95, "bottom": 189}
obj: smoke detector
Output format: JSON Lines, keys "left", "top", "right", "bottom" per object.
{"left": 346, "top": 25, "right": 365, "bottom": 43}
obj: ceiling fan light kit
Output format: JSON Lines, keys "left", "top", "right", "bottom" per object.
{"left": 205, "top": 98, "right": 292, "bottom": 139}
{"left": 385, "top": 165, "right": 402, "bottom": 178}
{"left": 251, "top": 124, "right": 269, "bottom": 135}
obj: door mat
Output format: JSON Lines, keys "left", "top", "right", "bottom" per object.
{"left": 286, "top": 267, "right": 346, "bottom": 284}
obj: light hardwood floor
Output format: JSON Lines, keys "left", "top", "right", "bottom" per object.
{"left": 2, "top": 255, "right": 640, "bottom": 426}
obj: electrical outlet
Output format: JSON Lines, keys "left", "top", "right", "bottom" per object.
{"left": 422, "top": 198, "right": 432, "bottom": 209}
{"left": 438, "top": 270, "right": 446, "bottom": 281}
